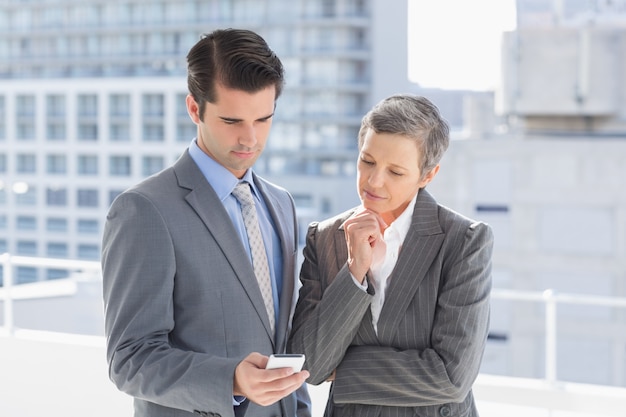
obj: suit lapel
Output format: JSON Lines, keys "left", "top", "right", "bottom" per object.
{"left": 173, "top": 152, "right": 275, "bottom": 343}
{"left": 335, "top": 209, "right": 382, "bottom": 344}
{"left": 376, "top": 189, "right": 444, "bottom": 342}
{"left": 334, "top": 209, "right": 356, "bottom": 275}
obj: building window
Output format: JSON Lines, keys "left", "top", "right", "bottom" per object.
{"left": 47, "top": 242, "right": 68, "bottom": 258}
{"left": 77, "top": 188, "right": 99, "bottom": 207}
{"left": 47, "top": 269, "right": 69, "bottom": 280}
{"left": 16, "top": 122, "right": 35, "bottom": 141}
{"left": 46, "top": 95, "right": 67, "bottom": 141}
{"left": 77, "top": 244, "right": 99, "bottom": 260}
{"left": 16, "top": 94, "right": 35, "bottom": 117}
{"left": 110, "top": 93, "right": 130, "bottom": 117}
{"left": 177, "top": 122, "right": 195, "bottom": 142}
{"left": 78, "top": 94, "right": 98, "bottom": 117}
{"left": 176, "top": 94, "right": 187, "bottom": 116}
{"left": 17, "top": 240, "right": 37, "bottom": 256}
{"left": 143, "top": 123, "right": 164, "bottom": 141}
{"left": 46, "top": 187, "right": 67, "bottom": 206}
{"left": 0, "top": 239, "right": 6, "bottom": 254}
{"left": 17, "top": 266, "right": 37, "bottom": 284}
{"left": 16, "top": 153, "right": 36, "bottom": 173}
{"left": 77, "top": 219, "right": 99, "bottom": 234}
{"left": 109, "top": 189, "right": 124, "bottom": 205}
{"left": 0, "top": 95, "right": 5, "bottom": 140}
{"left": 46, "top": 94, "right": 66, "bottom": 117}
{"left": 176, "top": 94, "right": 194, "bottom": 141}
{"left": 110, "top": 122, "right": 130, "bottom": 141}
{"left": 15, "top": 186, "right": 37, "bottom": 206}
{"left": 110, "top": 93, "right": 131, "bottom": 142}
{"left": 16, "top": 216, "right": 37, "bottom": 230}
{"left": 0, "top": 154, "right": 6, "bottom": 172}
{"left": 0, "top": 215, "right": 6, "bottom": 229}
{"left": 47, "top": 154, "right": 67, "bottom": 174}
{"left": 78, "top": 123, "right": 98, "bottom": 141}
{"left": 142, "top": 156, "right": 164, "bottom": 176}
{"left": 47, "top": 217, "right": 67, "bottom": 232}
{"left": 77, "top": 154, "right": 98, "bottom": 175}
{"left": 142, "top": 93, "right": 165, "bottom": 141}
{"left": 143, "top": 93, "right": 164, "bottom": 116}
{"left": 46, "top": 122, "right": 66, "bottom": 141}
{"left": 109, "top": 155, "right": 131, "bottom": 176}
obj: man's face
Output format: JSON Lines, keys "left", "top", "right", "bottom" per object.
{"left": 187, "top": 83, "right": 276, "bottom": 179}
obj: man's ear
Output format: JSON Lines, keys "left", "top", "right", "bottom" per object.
{"left": 418, "top": 164, "right": 440, "bottom": 188}
{"left": 186, "top": 94, "right": 201, "bottom": 124}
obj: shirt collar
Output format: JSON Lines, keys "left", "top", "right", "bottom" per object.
{"left": 384, "top": 190, "right": 418, "bottom": 243}
{"left": 188, "top": 138, "right": 258, "bottom": 201}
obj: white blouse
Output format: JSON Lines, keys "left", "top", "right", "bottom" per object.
{"left": 368, "top": 191, "right": 418, "bottom": 334}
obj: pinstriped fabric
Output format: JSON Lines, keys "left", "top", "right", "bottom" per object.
{"left": 288, "top": 189, "right": 493, "bottom": 417}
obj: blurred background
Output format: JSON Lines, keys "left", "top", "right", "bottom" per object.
{"left": 1, "top": 0, "right": 625, "bottom": 416}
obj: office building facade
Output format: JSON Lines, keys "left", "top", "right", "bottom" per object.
{"left": 0, "top": 0, "right": 410, "bottom": 283}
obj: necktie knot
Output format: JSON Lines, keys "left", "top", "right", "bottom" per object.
{"left": 232, "top": 182, "right": 255, "bottom": 207}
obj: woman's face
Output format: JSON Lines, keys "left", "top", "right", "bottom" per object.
{"left": 357, "top": 129, "right": 438, "bottom": 224}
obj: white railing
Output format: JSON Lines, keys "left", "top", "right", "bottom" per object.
{"left": 2, "top": 254, "right": 626, "bottom": 380}
{"left": 490, "top": 288, "right": 626, "bottom": 386}
{"left": 2, "top": 255, "right": 626, "bottom": 416}
{"left": 0, "top": 253, "right": 101, "bottom": 336}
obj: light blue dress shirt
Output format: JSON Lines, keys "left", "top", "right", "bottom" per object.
{"left": 188, "top": 139, "right": 283, "bottom": 326}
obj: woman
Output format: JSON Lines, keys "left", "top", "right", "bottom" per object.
{"left": 288, "top": 94, "right": 493, "bottom": 417}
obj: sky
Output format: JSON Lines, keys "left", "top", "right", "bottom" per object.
{"left": 408, "top": 0, "right": 518, "bottom": 91}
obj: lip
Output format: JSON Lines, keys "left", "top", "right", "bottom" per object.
{"left": 363, "top": 189, "right": 385, "bottom": 201}
{"left": 232, "top": 150, "right": 257, "bottom": 159}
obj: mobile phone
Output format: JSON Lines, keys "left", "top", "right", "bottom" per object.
{"left": 266, "top": 354, "right": 305, "bottom": 372}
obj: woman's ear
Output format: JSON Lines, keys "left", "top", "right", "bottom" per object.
{"left": 418, "top": 164, "right": 440, "bottom": 188}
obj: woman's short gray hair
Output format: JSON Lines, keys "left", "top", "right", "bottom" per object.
{"left": 358, "top": 94, "right": 450, "bottom": 179}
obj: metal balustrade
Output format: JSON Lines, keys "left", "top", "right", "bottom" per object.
{"left": 0, "top": 253, "right": 101, "bottom": 336}
{"left": 2, "top": 255, "right": 626, "bottom": 416}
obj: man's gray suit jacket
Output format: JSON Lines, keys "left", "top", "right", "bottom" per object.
{"left": 102, "top": 150, "right": 309, "bottom": 417}
{"left": 288, "top": 189, "right": 493, "bottom": 417}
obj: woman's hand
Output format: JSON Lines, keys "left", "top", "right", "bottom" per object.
{"left": 343, "top": 209, "right": 386, "bottom": 283}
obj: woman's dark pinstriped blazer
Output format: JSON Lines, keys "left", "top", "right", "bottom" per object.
{"left": 288, "top": 189, "right": 494, "bottom": 417}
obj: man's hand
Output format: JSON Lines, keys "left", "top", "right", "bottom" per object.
{"left": 233, "top": 352, "right": 310, "bottom": 407}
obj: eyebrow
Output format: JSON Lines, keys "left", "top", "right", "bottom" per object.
{"left": 219, "top": 113, "right": 274, "bottom": 123}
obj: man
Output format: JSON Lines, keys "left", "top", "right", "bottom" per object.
{"left": 102, "top": 28, "right": 310, "bottom": 417}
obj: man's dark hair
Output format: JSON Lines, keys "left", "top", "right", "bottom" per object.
{"left": 186, "top": 28, "right": 285, "bottom": 119}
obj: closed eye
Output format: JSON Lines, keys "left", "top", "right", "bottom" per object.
{"left": 221, "top": 117, "right": 240, "bottom": 125}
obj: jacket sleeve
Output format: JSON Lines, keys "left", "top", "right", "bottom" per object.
{"left": 102, "top": 191, "right": 240, "bottom": 417}
{"left": 288, "top": 221, "right": 373, "bottom": 385}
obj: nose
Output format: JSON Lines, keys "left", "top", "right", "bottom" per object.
{"left": 238, "top": 124, "right": 257, "bottom": 147}
{"left": 368, "top": 168, "right": 384, "bottom": 188}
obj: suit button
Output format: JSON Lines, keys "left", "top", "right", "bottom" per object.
{"left": 438, "top": 405, "right": 451, "bottom": 417}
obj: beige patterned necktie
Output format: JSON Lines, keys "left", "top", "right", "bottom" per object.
{"left": 232, "top": 182, "right": 275, "bottom": 334}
